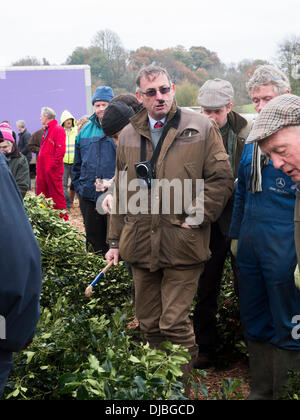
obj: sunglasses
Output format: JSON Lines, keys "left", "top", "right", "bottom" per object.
{"left": 140, "top": 86, "right": 171, "bottom": 97}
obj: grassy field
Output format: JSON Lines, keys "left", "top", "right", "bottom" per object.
{"left": 233, "top": 103, "right": 257, "bottom": 114}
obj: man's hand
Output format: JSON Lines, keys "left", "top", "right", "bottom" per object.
{"left": 181, "top": 222, "right": 192, "bottom": 229}
{"left": 105, "top": 248, "right": 120, "bottom": 266}
{"left": 295, "top": 265, "right": 300, "bottom": 290}
{"left": 95, "top": 178, "right": 111, "bottom": 193}
{"left": 181, "top": 222, "right": 200, "bottom": 229}
{"left": 102, "top": 193, "right": 114, "bottom": 215}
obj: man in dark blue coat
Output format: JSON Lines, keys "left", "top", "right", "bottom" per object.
{"left": 72, "top": 86, "right": 116, "bottom": 255}
{"left": 16, "top": 120, "right": 32, "bottom": 189}
{"left": 229, "top": 65, "right": 300, "bottom": 400}
{"left": 0, "top": 152, "right": 42, "bottom": 398}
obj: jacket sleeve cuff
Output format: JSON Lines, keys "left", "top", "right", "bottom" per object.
{"left": 109, "top": 240, "right": 119, "bottom": 249}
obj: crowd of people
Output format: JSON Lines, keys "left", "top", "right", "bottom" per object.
{"left": 0, "top": 63, "right": 300, "bottom": 400}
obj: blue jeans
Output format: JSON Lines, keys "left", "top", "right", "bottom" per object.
{"left": 0, "top": 351, "right": 13, "bottom": 398}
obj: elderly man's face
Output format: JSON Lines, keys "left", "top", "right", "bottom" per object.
{"left": 17, "top": 125, "right": 25, "bottom": 133}
{"left": 260, "top": 126, "right": 300, "bottom": 182}
{"left": 136, "top": 73, "right": 175, "bottom": 120}
{"left": 40, "top": 113, "right": 49, "bottom": 126}
{"left": 250, "top": 84, "right": 280, "bottom": 114}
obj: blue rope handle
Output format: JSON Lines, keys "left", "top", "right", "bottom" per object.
{"left": 90, "top": 271, "right": 105, "bottom": 288}
{"left": 88, "top": 260, "right": 114, "bottom": 289}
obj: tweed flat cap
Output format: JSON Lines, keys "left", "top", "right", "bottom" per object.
{"left": 198, "top": 78, "right": 234, "bottom": 109}
{"left": 246, "top": 94, "right": 300, "bottom": 143}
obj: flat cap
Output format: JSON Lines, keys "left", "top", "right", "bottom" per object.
{"left": 246, "top": 94, "right": 300, "bottom": 144}
{"left": 198, "top": 78, "right": 234, "bottom": 109}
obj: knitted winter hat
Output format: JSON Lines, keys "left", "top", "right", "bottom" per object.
{"left": 92, "top": 86, "right": 114, "bottom": 105}
{"left": 102, "top": 101, "right": 135, "bottom": 137}
{"left": 0, "top": 123, "right": 15, "bottom": 143}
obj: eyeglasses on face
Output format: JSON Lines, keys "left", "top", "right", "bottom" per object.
{"left": 139, "top": 86, "right": 171, "bottom": 97}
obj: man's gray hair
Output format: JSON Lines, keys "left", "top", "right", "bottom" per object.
{"left": 16, "top": 120, "right": 26, "bottom": 128}
{"left": 41, "top": 107, "right": 56, "bottom": 120}
{"left": 247, "top": 65, "right": 290, "bottom": 96}
{"left": 136, "top": 65, "right": 172, "bottom": 89}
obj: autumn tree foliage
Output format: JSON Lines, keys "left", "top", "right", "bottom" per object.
{"left": 129, "top": 45, "right": 223, "bottom": 86}
{"left": 13, "top": 29, "right": 300, "bottom": 107}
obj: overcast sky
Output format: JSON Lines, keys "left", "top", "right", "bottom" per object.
{"left": 1, "top": 0, "right": 299, "bottom": 67}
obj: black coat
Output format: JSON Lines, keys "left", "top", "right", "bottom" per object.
{"left": 18, "top": 129, "right": 32, "bottom": 163}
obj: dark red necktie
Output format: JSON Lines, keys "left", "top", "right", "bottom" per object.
{"left": 154, "top": 121, "right": 164, "bottom": 129}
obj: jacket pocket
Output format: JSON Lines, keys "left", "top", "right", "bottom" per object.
{"left": 214, "top": 151, "right": 229, "bottom": 162}
{"left": 119, "top": 215, "right": 152, "bottom": 264}
{"left": 160, "top": 223, "right": 211, "bottom": 266}
{"left": 175, "top": 225, "right": 210, "bottom": 264}
{"left": 119, "top": 216, "right": 138, "bottom": 262}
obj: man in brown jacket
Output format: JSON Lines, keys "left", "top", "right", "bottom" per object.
{"left": 105, "top": 65, "right": 234, "bottom": 371}
{"left": 28, "top": 127, "right": 45, "bottom": 157}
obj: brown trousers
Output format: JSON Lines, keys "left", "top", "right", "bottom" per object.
{"left": 132, "top": 265, "right": 204, "bottom": 350}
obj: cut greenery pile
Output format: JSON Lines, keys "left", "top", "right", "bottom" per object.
{"left": 4, "top": 194, "right": 189, "bottom": 400}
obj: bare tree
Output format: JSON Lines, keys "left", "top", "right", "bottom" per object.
{"left": 277, "top": 35, "right": 300, "bottom": 95}
{"left": 91, "top": 29, "right": 129, "bottom": 88}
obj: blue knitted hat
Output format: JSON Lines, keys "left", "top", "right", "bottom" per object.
{"left": 92, "top": 86, "right": 114, "bottom": 105}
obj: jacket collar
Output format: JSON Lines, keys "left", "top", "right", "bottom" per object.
{"left": 90, "top": 113, "right": 102, "bottom": 129}
{"left": 46, "top": 119, "right": 58, "bottom": 129}
{"left": 18, "top": 129, "right": 28, "bottom": 137}
{"left": 227, "top": 111, "right": 247, "bottom": 135}
{"left": 130, "top": 100, "right": 178, "bottom": 138}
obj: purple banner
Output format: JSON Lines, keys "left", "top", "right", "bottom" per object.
{"left": 0, "top": 67, "right": 90, "bottom": 136}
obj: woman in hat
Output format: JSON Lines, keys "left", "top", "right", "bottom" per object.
{"left": 0, "top": 123, "right": 29, "bottom": 198}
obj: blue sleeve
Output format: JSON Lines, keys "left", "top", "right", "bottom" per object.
{"left": 72, "top": 132, "right": 82, "bottom": 193}
{"left": 0, "top": 153, "right": 42, "bottom": 352}
{"left": 228, "top": 145, "right": 249, "bottom": 239}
